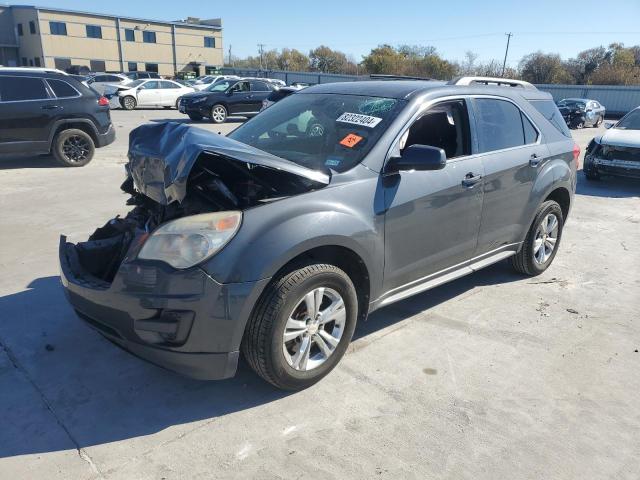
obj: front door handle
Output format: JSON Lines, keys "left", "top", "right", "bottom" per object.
{"left": 462, "top": 172, "right": 482, "bottom": 187}
{"left": 245, "top": 94, "right": 253, "bottom": 99}
{"left": 529, "top": 153, "right": 542, "bottom": 167}
{"left": 42, "top": 105, "right": 60, "bottom": 110}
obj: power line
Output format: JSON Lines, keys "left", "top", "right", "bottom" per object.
{"left": 502, "top": 32, "right": 512, "bottom": 77}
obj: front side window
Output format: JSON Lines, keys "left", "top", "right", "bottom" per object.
{"left": 50, "top": 21, "right": 67, "bottom": 36}
{"left": 204, "top": 37, "right": 215, "bottom": 48}
{"left": 206, "top": 80, "right": 235, "bottom": 92}
{"left": 0, "top": 76, "right": 49, "bottom": 101}
{"left": 141, "top": 81, "right": 159, "bottom": 90}
{"left": 230, "top": 93, "right": 405, "bottom": 173}
{"left": 125, "top": 29, "right": 135, "bottom": 42}
{"left": 230, "top": 81, "right": 250, "bottom": 93}
{"left": 86, "top": 25, "right": 102, "bottom": 39}
{"left": 47, "top": 79, "right": 78, "bottom": 98}
{"left": 399, "top": 99, "right": 471, "bottom": 159}
{"left": 143, "top": 31, "right": 156, "bottom": 43}
{"left": 474, "top": 98, "right": 532, "bottom": 153}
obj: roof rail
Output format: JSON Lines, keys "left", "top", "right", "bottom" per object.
{"left": 0, "top": 67, "right": 68, "bottom": 75}
{"left": 369, "top": 74, "right": 433, "bottom": 81}
{"left": 449, "top": 76, "right": 536, "bottom": 90}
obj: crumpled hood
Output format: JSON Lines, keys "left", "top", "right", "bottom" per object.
{"left": 600, "top": 128, "right": 640, "bottom": 149}
{"left": 127, "top": 122, "right": 329, "bottom": 205}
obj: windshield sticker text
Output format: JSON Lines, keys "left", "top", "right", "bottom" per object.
{"left": 336, "top": 112, "right": 382, "bottom": 128}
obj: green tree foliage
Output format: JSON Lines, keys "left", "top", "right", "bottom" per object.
{"left": 519, "top": 52, "right": 573, "bottom": 84}
{"left": 361, "top": 44, "right": 458, "bottom": 80}
{"left": 309, "top": 45, "right": 349, "bottom": 73}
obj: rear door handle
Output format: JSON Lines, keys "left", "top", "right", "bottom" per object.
{"left": 42, "top": 105, "right": 60, "bottom": 110}
{"left": 462, "top": 172, "right": 482, "bottom": 187}
{"left": 529, "top": 153, "right": 542, "bottom": 167}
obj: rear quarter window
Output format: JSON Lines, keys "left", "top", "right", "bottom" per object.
{"left": 47, "top": 79, "right": 79, "bottom": 98}
{"left": 530, "top": 100, "right": 572, "bottom": 137}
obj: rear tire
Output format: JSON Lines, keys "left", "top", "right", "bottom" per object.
{"left": 121, "top": 96, "right": 136, "bottom": 110}
{"left": 242, "top": 264, "right": 358, "bottom": 390}
{"left": 52, "top": 129, "right": 95, "bottom": 167}
{"left": 510, "top": 200, "right": 564, "bottom": 276}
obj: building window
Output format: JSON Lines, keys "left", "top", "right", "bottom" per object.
{"left": 125, "top": 28, "right": 135, "bottom": 42}
{"left": 127, "top": 62, "right": 138, "bottom": 72}
{"left": 54, "top": 57, "right": 72, "bottom": 71}
{"left": 145, "top": 63, "right": 158, "bottom": 73}
{"left": 17, "top": 23, "right": 23, "bottom": 36}
{"left": 34, "top": 57, "right": 41, "bottom": 67}
{"left": 21, "top": 57, "right": 27, "bottom": 66}
{"left": 86, "top": 25, "right": 102, "bottom": 39}
{"left": 204, "top": 37, "right": 215, "bottom": 48}
{"left": 28, "top": 59, "right": 33, "bottom": 66}
{"left": 90, "top": 60, "right": 106, "bottom": 72}
{"left": 50, "top": 21, "right": 67, "bottom": 36}
{"left": 142, "top": 31, "right": 156, "bottom": 43}
{"left": 29, "top": 20, "right": 36, "bottom": 34}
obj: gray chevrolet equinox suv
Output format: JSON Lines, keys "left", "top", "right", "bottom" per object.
{"left": 59, "top": 76, "right": 578, "bottom": 390}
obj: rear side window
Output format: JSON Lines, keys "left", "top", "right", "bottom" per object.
{"left": 0, "top": 76, "right": 49, "bottom": 101}
{"left": 474, "top": 98, "right": 527, "bottom": 152}
{"left": 47, "top": 79, "right": 78, "bottom": 98}
{"left": 250, "top": 80, "right": 271, "bottom": 91}
{"left": 530, "top": 100, "right": 571, "bottom": 137}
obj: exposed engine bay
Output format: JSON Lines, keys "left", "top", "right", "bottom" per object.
{"left": 66, "top": 122, "right": 328, "bottom": 283}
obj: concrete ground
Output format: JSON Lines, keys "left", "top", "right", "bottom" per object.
{"left": 0, "top": 109, "right": 639, "bottom": 480}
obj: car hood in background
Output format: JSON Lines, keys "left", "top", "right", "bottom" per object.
{"left": 600, "top": 128, "right": 640, "bottom": 149}
{"left": 127, "top": 122, "right": 330, "bottom": 205}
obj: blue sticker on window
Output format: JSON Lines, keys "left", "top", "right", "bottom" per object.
{"left": 325, "top": 158, "right": 341, "bottom": 167}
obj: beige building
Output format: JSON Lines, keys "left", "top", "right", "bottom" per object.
{"left": 0, "top": 5, "right": 223, "bottom": 77}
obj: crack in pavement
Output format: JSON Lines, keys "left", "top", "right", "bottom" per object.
{"left": 0, "top": 336, "right": 103, "bottom": 478}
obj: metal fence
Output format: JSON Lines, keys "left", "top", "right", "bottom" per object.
{"left": 222, "top": 68, "right": 640, "bottom": 116}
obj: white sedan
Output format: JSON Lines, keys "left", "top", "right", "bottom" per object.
{"left": 111, "top": 79, "right": 195, "bottom": 110}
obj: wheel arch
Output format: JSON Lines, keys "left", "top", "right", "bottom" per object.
{"left": 48, "top": 120, "right": 98, "bottom": 149}
{"left": 544, "top": 186, "right": 571, "bottom": 222}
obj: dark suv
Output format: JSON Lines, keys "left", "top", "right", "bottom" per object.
{"left": 60, "top": 77, "right": 578, "bottom": 389}
{"left": 178, "top": 77, "right": 275, "bottom": 123}
{"left": 0, "top": 68, "right": 115, "bottom": 166}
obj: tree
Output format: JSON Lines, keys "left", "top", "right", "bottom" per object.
{"left": 361, "top": 45, "right": 404, "bottom": 74}
{"left": 277, "top": 48, "right": 309, "bottom": 71}
{"left": 519, "top": 52, "right": 572, "bottom": 84}
{"left": 309, "top": 46, "right": 348, "bottom": 73}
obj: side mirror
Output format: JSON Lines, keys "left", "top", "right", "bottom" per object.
{"left": 386, "top": 144, "right": 447, "bottom": 174}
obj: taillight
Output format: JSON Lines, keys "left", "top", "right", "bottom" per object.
{"left": 572, "top": 143, "right": 580, "bottom": 169}
{"left": 98, "top": 96, "right": 109, "bottom": 106}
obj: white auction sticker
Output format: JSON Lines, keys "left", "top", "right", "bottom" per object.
{"left": 336, "top": 112, "right": 382, "bottom": 128}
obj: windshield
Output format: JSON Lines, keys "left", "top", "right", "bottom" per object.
{"left": 206, "top": 80, "right": 235, "bottom": 92}
{"left": 558, "top": 99, "right": 586, "bottom": 109}
{"left": 615, "top": 109, "right": 640, "bottom": 130}
{"left": 229, "top": 93, "right": 405, "bottom": 173}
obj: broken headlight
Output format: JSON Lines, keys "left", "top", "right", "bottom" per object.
{"left": 138, "top": 211, "right": 242, "bottom": 269}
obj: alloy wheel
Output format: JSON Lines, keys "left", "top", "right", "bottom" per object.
{"left": 62, "top": 135, "right": 91, "bottom": 163}
{"left": 124, "top": 97, "right": 136, "bottom": 109}
{"left": 533, "top": 213, "right": 559, "bottom": 265}
{"left": 211, "top": 105, "right": 226, "bottom": 122}
{"left": 282, "top": 287, "right": 346, "bottom": 371}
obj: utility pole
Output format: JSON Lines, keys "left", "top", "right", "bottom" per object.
{"left": 502, "top": 32, "right": 513, "bottom": 77}
{"left": 257, "top": 43, "right": 266, "bottom": 70}
{"left": 228, "top": 44, "right": 233, "bottom": 67}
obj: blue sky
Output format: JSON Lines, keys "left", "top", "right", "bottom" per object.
{"left": 16, "top": 0, "right": 640, "bottom": 66}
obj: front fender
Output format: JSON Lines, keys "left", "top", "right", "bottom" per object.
{"left": 202, "top": 182, "right": 383, "bottom": 290}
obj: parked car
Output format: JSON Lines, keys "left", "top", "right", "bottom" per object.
{"left": 557, "top": 98, "right": 605, "bottom": 129}
{"left": 191, "top": 75, "right": 238, "bottom": 91}
{"left": 583, "top": 106, "right": 640, "bottom": 180}
{"left": 0, "top": 68, "right": 114, "bottom": 166}
{"left": 59, "top": 76, "right": 578, "bottom": 389}
{"left": 66, "top": 65, "right": 91, "bottom": 76}
{"left": 178, "top": 78, "right": 275, "bottom": 122}
{"left": 87, "top": 73, "right": 129, "bottom": 95}
{"left": 112, "top": 79, "right": 195, "bottom": 110}
{"left": 261, "top": 86, "right": 299, "bottom": 110}
{"left": 124, "top": 71, "right": 160, "bottom": 81}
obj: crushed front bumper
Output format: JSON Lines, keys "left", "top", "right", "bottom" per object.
{"left": 586, "top": 156, "right": 640, "bottom": 179}
{"left": 59, "top": 235, "right": 269, "bottom": 380}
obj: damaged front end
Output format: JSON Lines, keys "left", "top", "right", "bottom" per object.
{"left": 58, "top": 122, "right": 328, "bottom": 378}
{"left": 585, "top": 136, "right": 640, "bottom": 179}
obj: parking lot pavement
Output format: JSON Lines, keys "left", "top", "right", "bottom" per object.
{"left": 1, "top": 110, "right": 639, "bottom": 479}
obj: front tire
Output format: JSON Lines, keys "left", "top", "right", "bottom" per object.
{"left": 52, "top": 129, "right": 95, "bottom": 167}
{"left": 121, "top": 96, "right": 136, "bottom": 110}
{"left": 210, "top": 104, "right": 227, "bottom": 123}
{"left": 595, "top": 116, "right": 603, "bottom": 127}
{"left": 242, "top": 264, "right": 358, "bottom": 390}
{"left": 510, "top": 200, "right": 564, "bottom": 276}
